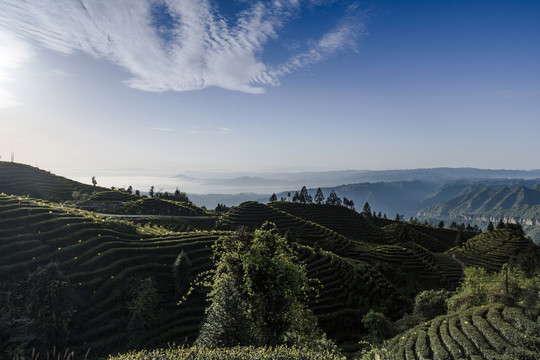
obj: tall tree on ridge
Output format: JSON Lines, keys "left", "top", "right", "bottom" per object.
{"left": 314, "top": 188, "right": 325, "bottom": 205}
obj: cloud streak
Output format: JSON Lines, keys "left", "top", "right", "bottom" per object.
{"left": 0, "top": 0, "right": 365, "bottom": 94}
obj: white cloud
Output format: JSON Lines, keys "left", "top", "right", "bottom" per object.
{"left": 0, "top": 0, "right": 365, "bottom": 94}
{"left": 0, "top": 30, "right": 34, "bottom": 108}
{"left": 189, "top": 125, "right": 233, "bottom": 135}
{"left": 151, "top": 127, "right": 172, "bottom": 132}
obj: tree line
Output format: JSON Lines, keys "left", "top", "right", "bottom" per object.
{"left": 268, "top": 186, "right": 356, "bottom": 210}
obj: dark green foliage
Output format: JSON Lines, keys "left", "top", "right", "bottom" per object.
{"left": 497, "top": 219, "right": 506, "bottom": 229}
{"left": 314, "top": 188, "right": 325, "bottom": 205}
{"left": 453, "top": 230, "right": 465, "bottom": 247}
{"left": 128, "top": 278, "right": 159, "bottom": 326}
{"left": 269, "top": 193, "right": 277, "bottom": 202}
{"left": 413, "top": 289, "right": 450, "bottom": 320}
{"left": 438, "top": 220, "right": 444, "bottom": 228}
{"left": 343, "top": 197, "right": 354, "bottom": 210}
{"left": 362, "top": 202, "right": 371, "bottom": 216}
{"left": 447, "top": 265, "right": 540, "bottom": 313}
{"left": 196, "top": 274, "right": 254, "bottom": 348}
{"left": 200, "top": 224, "right": 331, "bottom": 349}
{"left": 326, "top": 191, "right": 341, "bottom": 206}
{"left": 361, "top": 310, "right": 392, "bottom": 344}
{"left": 127, "top": 310, "right": 146, "bottom": 349}
{"left": 110, "top": 345, "right": 346, "bottom": 359}
{"left": 299, "top": 186, "right": 313, "bottom": 204}
{"left": 24, "top": 262, "right": 76, "bottom": 351}
{"left": 173, "top": 250, "right": 192, "bottom": 296}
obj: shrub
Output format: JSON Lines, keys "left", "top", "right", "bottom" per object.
{"left": 413, "top": 289, "right": 450, "bottom": 320}
{"left": 447, "top": 265, "right": 540, "bottom": 313}
{"left": 362, "top": 309, "right": 392, "bottom": 344}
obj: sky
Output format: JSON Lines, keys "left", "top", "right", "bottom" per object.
{"left": 1, "top": 0, "right": 540, "bottom": 189}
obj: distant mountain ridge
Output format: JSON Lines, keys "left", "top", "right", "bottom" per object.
{"left": 418, "top": 185, "right": 540, "bottom": 243}
{"left": 419, "top": 186, "right": 540, "bottom": 217}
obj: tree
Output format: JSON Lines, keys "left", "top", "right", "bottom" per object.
{"left": 198, "top": 224, "right": 329, "bottom": 347}
{"left": 292, "top": 191, "right": 300, "bottom": 203}
{"left": 196, "top": 274, "right": 254, "bottom": 348}
{"left": 172, "top": 250, "right": 192, "bottom": 296}
{"left": 487, "top": 221, "right": 495, "bottom": 232}
{"left": 24, "top": 262, "right": 76, "bottom": 351}
{"left": 92, "top": 176, "right": 97, "bottom": 186}
{"left": 269, "top": 193, "right": 278, "bottom": 202}
{"left": 314, "top": 188, "right": 325, "bottom": 205}
{"left": 127, "top": 185, "right": 133, "bottom": 194}
{"left": 128, "top": 278, "right": 159, "bottom": 326}
{"left": 326, "top": 191, "right": 341, "bottom": 206}
{"left": 343, "top": 197, "right": 354, "bottom": 210}
{"left": 135, "top": 190, "right": 140, "bottom": 196}
{"left": 496, "top": 219, "right": 506, "bottom": 230}
{"left": 438, "top": 220, "right": 445, "bottom": 228}
{"left": 413, "top": 289, "right": 450, "bottom": 320}
{"left": 361, "top": 309, "right": 392, "bottom": 344}
{"left": 299, "top": 186, "right": 312, "bottom": 204}
{"left": 450, "top": 221, "right": 458, "bottom": 230}
{"left": 149, "top": 186, "right": 154, "bottom": 198}
{"left": 362, "top": 202, "right": 371, "bottom": 216}
{"left": 173, "top": 188, "right": 190, "bottom": 202}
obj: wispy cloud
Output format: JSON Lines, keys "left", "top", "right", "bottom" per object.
{"left": 151, "top": 127, "right": 172, "bottom": 132}
{"left": 189, "top": 125, "right": 233, "bottom": 135}
{"left": 0, "top": 30, "right": 34, "bottom": 108}
{"left": 0, "top": 0, "right": 365, "bottom": 94}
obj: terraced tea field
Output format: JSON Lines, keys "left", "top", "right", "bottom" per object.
{"left": 1, "top": 167, "right": 537, "bottom": 358}
{"left": 387, "top": 304, "right": 540, "bottom": 360}
{"left": 0, "top": 194, "right": 223, "bottom": 354}
{"left": 452, "top": 230, "right": 536, "bottom": 272}
{"left": 0, "top": 162, "right": 105, "bottom": 201}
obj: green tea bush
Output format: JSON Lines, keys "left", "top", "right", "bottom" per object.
{"left": 108, "top": 345, "right": 346, "bottom": 360}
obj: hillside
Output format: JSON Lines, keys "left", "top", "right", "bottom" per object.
{"left": 0, "top": 162, "right": 106, "bottom": 201}
{"left": 0, "top": 194, "right": 221, "bottom": 356}
{"left": 1, "top": 184, "right": 538, "bottom": 357}
{"left": 387, "top": 303, "right": 540, "bottom": 360}
{"left": 418, "top": 186, "right": 540, "bottom": 243}
{"left": 0, "top": 163, "right": 206, "bottom": 217}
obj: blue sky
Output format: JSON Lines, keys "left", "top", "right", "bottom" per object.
{"left": 1, "top": 0, "right": 539, "bottom": 186}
